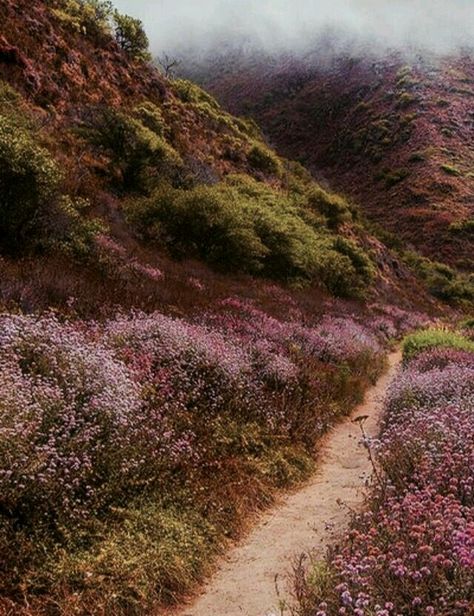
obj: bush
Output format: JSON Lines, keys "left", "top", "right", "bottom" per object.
{"left": 126, "top": 183, "right": 269, "bottom": 272}
{"left": 48, "top": 0, "right": 114, "bottom": 37}
{"left": 307, "top": 186, "right": 353, "bottom": 228}
{"left": 0, "top": 115, "right": 62, "bottom": 252}
{"left": 133, "top": 101, "right": 167, "bottom": 136}
{"left": 247, "top": 142, "right": 283, "bottom": 176}
{"left": 402, "top": 328, "right": 474, "bottom": 361}
{"left": 404, "top": 252, "right": 474, "bottom": 304}
{"left": 441, "top": 163, "right": 462, "bottom": 177}
{"left": 125, "top": 175, "right": 374, "bottom": 297}
{"left": 172, "top": 79, "right": 221, "bottom": 109}
{"left": 87, "top": 108, "right": 181, "bottom": 189}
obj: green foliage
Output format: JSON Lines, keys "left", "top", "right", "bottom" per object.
{"left": 112, "top": 11, "right": 151, "bottom": 60}
{"left": 247, "top": 141, "right": 283, "bottom": 176}
{"left": 403, "top": 329, "right": 474, "bottom": 361}
{"left": 88, "top": 108, "right": 181, "bottom": 189}
{"left": 441, "top": 163, "right": 462, "bottom": 177}
{"left": 133, "top": 101, "right": 167, "bottom": 137}
{"left": 404, "top": 252, "right": 474, "bottom": 304}
{"left": 52, "top": 196, "right": 106, "bottom": 259}
{"left": 449, "top": 218, "right": 474, "bottom": 236}
{"left": 0, "top": 115, "right": 62, "bottom": 252}
{"left": 172, "top": 79, "right": 221, "bottom": 109}
{"left": 125, "top": 175, "right": 374, "bottom": 297}
{"left": 48, "top": 0, "right": 113, "bottom": 36}
{"left": 307, "top": 186, "right": 353, "bottom": 228}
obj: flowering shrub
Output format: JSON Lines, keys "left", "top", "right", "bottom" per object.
{"left": 0, "top": 303, "right": 421, "bottom": 612}
{"left": 0, "top": 314, "right": 186, "bottom": 526}
{"left": 296, "top": 334, "right": 474, "bottom": 616}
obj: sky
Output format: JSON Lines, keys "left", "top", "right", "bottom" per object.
{"left": 111, "top": 0, "right": 474, "bottom": 56}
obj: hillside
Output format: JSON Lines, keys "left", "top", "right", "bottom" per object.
{"left": 184, "top": 45, "right": 474, "bottom": 282}
{"left": 0, "top": 1, "right": 438, "bottom": 317}
{"left": 0, "top": 3, "right": 460, "bottom": 615}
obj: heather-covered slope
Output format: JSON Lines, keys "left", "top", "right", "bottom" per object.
{"left": 186, "top": 48, "right": 474, "bottom": 274}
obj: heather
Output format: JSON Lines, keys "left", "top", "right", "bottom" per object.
{"left": 0, "top": 303, "right": 425, "bottom": 613}
{"left": 294, "top": 334, "right": 474, "bottom": 616}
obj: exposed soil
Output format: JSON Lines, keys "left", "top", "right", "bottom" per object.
{"left": 177, "top": 350, "right": 402, "bottom": 616}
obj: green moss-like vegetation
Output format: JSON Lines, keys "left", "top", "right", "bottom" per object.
{"left": 404, "top": 251, "right": 474, "bottom": 304}
{"left": 246, "top": 141, "right": 283, "bottom": 176}
{"left": 125, "top": 175, "right": 374, "bottom": 297}
{"left": 449, "top": 218, "right": 474, "bottom": 236}
{"left": 403, "top": 329, "right": 474, "bottom": 361}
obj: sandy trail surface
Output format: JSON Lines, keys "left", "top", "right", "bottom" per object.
{"left": 178, "top": 350, "right": 402, "bottom": 616}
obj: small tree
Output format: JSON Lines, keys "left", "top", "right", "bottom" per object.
{"left": 157, "top": 53, "right": 181, "bottom": 78}
{"left": 113, "top": 11, "right": 151, "bottom": 61}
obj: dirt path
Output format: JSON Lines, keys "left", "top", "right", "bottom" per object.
{"left": 178, "top": 350, "right": 402, "bottom": 616}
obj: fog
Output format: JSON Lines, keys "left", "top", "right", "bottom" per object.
{"left": 112, "top": 0, "right": 474, "bottom": 57}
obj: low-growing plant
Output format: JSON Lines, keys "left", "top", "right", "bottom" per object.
{"left": 404, "top": 251, "right": 474, "bottom": 303}
{"left": 247, "top": 141, "right": 283, "bottom": 176}
{"left": 402, "top": 328, "right": 474, "bottom": 360}
{"left": 307, "top": 186, "right": 353, "bottom": 228}
{"left": 441, "top": 163, "right": 462, "bottom": 176}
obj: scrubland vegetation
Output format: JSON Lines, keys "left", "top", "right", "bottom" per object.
{"left": 0, "top": 1, "right": 470, "bottom": 614}
{"left": 0, "top": 302, "right": 431, "bottom": 614}
{"left": 294, "top": 327, "right": 474, "bottom": 616}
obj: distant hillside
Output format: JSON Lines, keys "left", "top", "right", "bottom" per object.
{"left": 184, "top": 46, "right": 474, "bottom": 280}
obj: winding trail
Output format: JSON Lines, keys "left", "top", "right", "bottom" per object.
{"left": 178, "top": 350, "right": 402, "bottom": 616}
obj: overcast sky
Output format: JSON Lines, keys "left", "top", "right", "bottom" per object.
{"left": 112, "top": 0, "right": 474, "bottom": 55}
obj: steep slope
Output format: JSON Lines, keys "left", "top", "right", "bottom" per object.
{"left": 185, "top": 47, "right": 474, "bottom": 274}
{"left": 0, "top": 0, "right": 439, "bottom": 317}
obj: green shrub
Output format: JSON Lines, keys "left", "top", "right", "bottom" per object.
{"left": 51, "top": 196, "right": 106, "bottom": 259}
{"left": 87, "top": 108, "right": 181, "bottom": 189}
{"left": 172, "top": 79, "right": 221, "bottom": 109}
{"left": 133, "top": 101, "right": 167, "bottom": 137}
{"left": 440, "top": 163, "right": 462, "bottom": 177}
{"left": 247, "top": 142, "right": 283, "bottom": 176}
{"left": 48, "top": 0, "right": 113, "bottom": 37}
{"left": 375, "top": 168, "right": 410, "bottom": 188}
{"left": 0, "top": 115, "right": 62, "bottom": 252}
{"left": 112, "top": 11, "right": 151, "bottom": 60}
{"left": 403, "top": 329, "right": 474, "bottom": 361}
{"left": 307, "top": 186, "right": 353, "bottom": 228}
{"left": 125, "top": 175, "right": 374, "bottom": 297}
{"left": 449, "top": 218, "right": 474, "bottom": 236}
{"left": 404, "top": 252, "right": 474, "bottom": 304}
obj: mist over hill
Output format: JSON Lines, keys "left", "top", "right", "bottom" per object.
{"left": 113, "top": 0, "right": 474, "bottom": 57}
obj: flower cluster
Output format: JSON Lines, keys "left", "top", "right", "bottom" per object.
{"left": 305, "top": 344, "right": 474, "bottom": 615}
{"left": 0, "top": 302, "right": 420, "bottom": 535}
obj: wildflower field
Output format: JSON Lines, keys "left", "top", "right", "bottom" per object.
{"left": 0, "top": 300, "right": 426, "bottom": 614}
{"left": 295, "top": 328, "right": 474, "bottom": 616}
